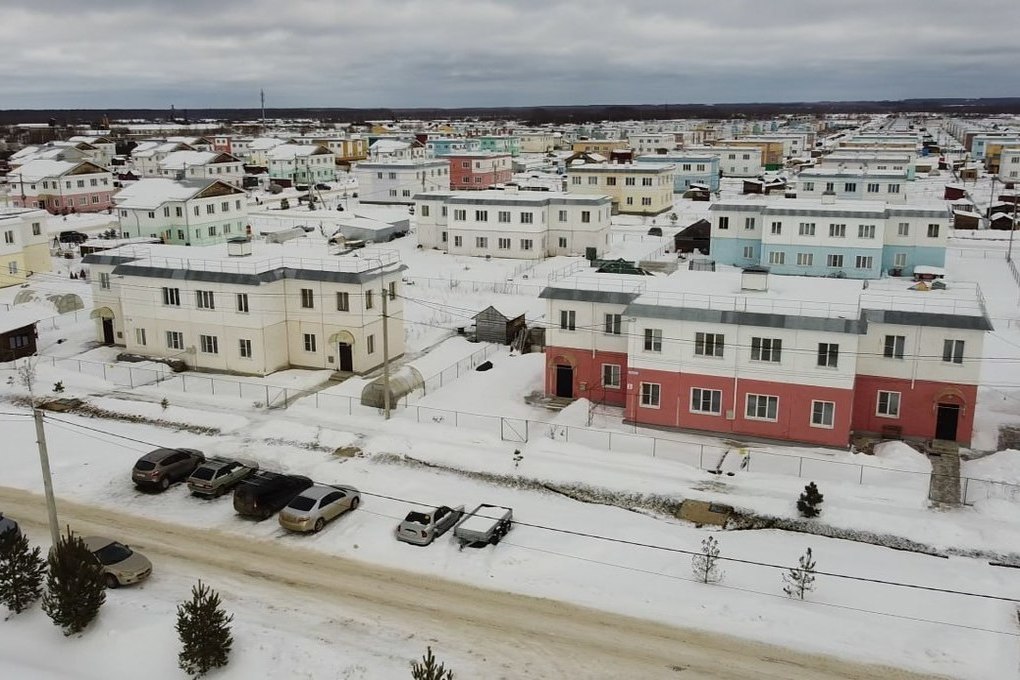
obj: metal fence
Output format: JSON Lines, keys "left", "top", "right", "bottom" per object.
{"left": 417, "top": 343, "right": 500, "bottom": 397}
{"left": 402, "top": 276, "right": 546, "bottom": 297}
{"left": 34, "top": 354, "right": 170, "bottom": 388}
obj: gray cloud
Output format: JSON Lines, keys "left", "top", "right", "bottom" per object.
{"left": 1, "top": 0, "right": 1017, "bottom": 109}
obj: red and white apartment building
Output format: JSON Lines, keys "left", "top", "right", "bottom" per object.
{"left": 446, "top": 152, "right": 513, "bottom": 190}
{"left": 7, "top": 159, "right": 115, "bottom": 214}
{"left": 541, "top": 267, "right": 990, "bottom": 447}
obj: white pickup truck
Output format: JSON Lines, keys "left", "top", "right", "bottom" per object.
{"left": 453, "top": 503, "right": 513, "bottom": 548}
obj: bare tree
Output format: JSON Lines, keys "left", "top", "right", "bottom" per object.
{"left": 782, "top": 548, "right": 817, "bottom": 600}
{"left": 691, "top": 536, "right": 724, "bottom": 584}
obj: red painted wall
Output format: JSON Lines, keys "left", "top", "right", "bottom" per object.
{"left": 448, "top": 156, "right": 511, "bottom": 190}
{"left": 545, "top": 345, "right": 628, "bottom": 407}
{"left": 852, "top": 375, "right": 976, "bottom": 444}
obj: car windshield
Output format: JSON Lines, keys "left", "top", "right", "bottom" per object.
{"left": 93, "top": 542, "right": 132, "bottom": 565}
{"left": 287, "top": 496, "right": 316, "bottom": 512}
{"left": 403, "top": 511, "right": 431, "bottom": 525}
{"left": 190, "top": 467, "right": 215, "bottom": 481}
{"left": 134, "top": 461, "right": 156, "bottom": 471}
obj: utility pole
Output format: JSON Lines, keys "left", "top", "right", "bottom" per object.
{"left": 1010, "top": 192, "right": 1018, "bottom": 263}
{"left": 33, "top": 409, "right": 60, "bottom": 547}
{"left": 381, "top": 283, "right": 391, "bottom": 420}
{"left": 260, "top": 89, "right": 266, "bottom": 135}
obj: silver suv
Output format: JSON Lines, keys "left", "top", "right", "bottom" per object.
{"left": 187, "top": 457, "right": 258, "bottom": 497}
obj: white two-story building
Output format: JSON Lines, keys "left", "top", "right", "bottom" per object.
{"left": 157, "top": 150, "right": 245, "bottom": 186}
{"left": 113, "top": 178, "right": 249, "bottom": 247}
{"left": 796, "top": 168, "right": 911, "bottom": 202}
{"left": 353, "top": 158, "right": 450, "bottom": 205}
{"left": 0, "top": 208, "right": 52, "bottom": 287}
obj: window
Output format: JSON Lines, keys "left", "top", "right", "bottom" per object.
{"left": 521, "top": 239, "right": 533, "bottom": 250}
{"left": 751, "top": 337, "right": 782, "bottom": 362}
{"left": 797, "top": 252, "right": 813, "bottom": 266}
{"left": 602, "top": 364, "right": 621, "bottom": 388}
{"left": 690, "top": 388, "right": 722, "bottom": 415}
{"left": 943, "top": 339, "right": 964, "bottom": 364}
{"left": 388, "top": 281, "right": 397, "bottom": 300}
{"left": 604, "top": 313, "right": 622, "bottom": 335}
{"left": 744, "top": 217, "right": 756, "bottom": 230}
{"left": 745, "top": 394, "right": 778, "bottom": 421}
{"left": 588, "top": 176, "right": 599, "bottom": 185}
{"left": 742, "top": 246, "right": 755, "bottom": 259}
{"left": 897, "top": 222, "right": 909, "bottom": 236}
{"left": 571, "top": 176, "right": 581, "bottom": 185}
{"left": 31, "top": 222, "right": 41, "bottom": 236}
{"left": 367, "top": 334, "right": 375, "bottom": 354}
{"left": 811, "top": 400, "right": 835, "bottom": 428}
{"left": 195, "top": 290, "right": 214, "bottom": 310}
{"left": 817, "top": 343, "right": 839, "bottom": 367}
{"left": 768, "top": 251, "right": 785, "bottom": 265}
{"left": 453, "top": 235, "right": 463, "bottom": 247}
{"left": 453, "top": 209, "right": 466, "bottom": 221}
{"left": 498, "top": 211, "right": 511, "bottom": 223}
{"left": 560, "top": 310, "right": 576, "bottom": 331}
{"left": 300, "top": 288, "right": 314, "bottom": 308}
{"left": 643, "top": 328, "right": 662, "bottom": 352}
{"left": 420, "top": 205, "right": 430, "bottom": 217}
{"left": 855, "top": 255, "right": 873, "bottom": 269}
{"left": 365, "top": 289, "right": 374, "bottom": 310}
{"left": 877, "top": 391, "right": 901, "bottom": 417}
{"left": 3, "top": 230, "right": 13, "bottom": 244}
{"left": 829, "top": 223, "right": 846, "bottom": 238}
{"left": 521, "top": 212, "right": 533, "bottom": 224}
{"left": 221, "top": 201, "right": 229, "bottom": 212}
{"left": 558, "top": 210, "right": 568, "bottom": 222}
{"left": 827, "top": 254, "right": 844, "bottom": 268}
{"left": 207, "top": 225, "right": 217, "bottom": 237}
{"left": 893, "top": 252, "right": 907, "bottom": 267}
{"left": 441, "top": 231, "right": 447, "bottom": 243}
{"left": 558, "top": 237, "right": 567, "bottom": 248}
{"left": 888, "top": 184, "right": 901, "bottom": 194}
{"left": 858, "top": 224, "right": 876, "bottom": 239}
{"left": 475, "top": 210, "right": 488, "bottom": 222}
{"left": 927, "top": 223, "right": 940, "bottom": 238}
{"left": 581, "top": 210, "right": 591, "bottom": 223}
{"left": 498, "top": 237, "right": 511, "bottom": 250}
{"left": 162, "top": 287, "right": 181, "bottom": 306}
{"left": 206, "top": 204, "right": 215, "bottom": 215}
{"left": 802, "top": 182, "right": 814, "bottom": 192}
{"left": 844, "top": 182, "right": 857, "bottom": 193}
{"left": 883, "top": 335, "right": 905, "bottom": 359}
{"left": 798, "top": 222, "right": 816, "bottom": 236}
{"left": 134, "top": 328, "right": 146, "bottom": 346}
{"left": 193, "top": 206, "right": 200, "bottom": 217}
{"left": 236, "top": 293, "right": 249, "bottom": 313}
{"left": 625, "top": 177, "right": 636, "bottom": 186}
{"left": 475, "top": 236, "right": 488, "bottom": 248}
{"left": 99, "top": 272, "right": 110, "bottom": 289}
{"left": 642, "top": 177, "right": 653, "bottom": 186}
{"left": 640, "top": 382, "right": 661, "bottom": 407}
{"left": 825, "top": 182, "right": 835, "bottom": 192}
{"left": 641, "top": 197, "right": 652, "bottom": 206}
{"left": 606, "top": 177, "right": 617, "bottom": 186}
{"left": 166, "top": 331, "right": 184, "bottom": 350}
{"left": 867, "top": 182, "right": 880, "bottom": 193}
{"left": 718, "top": 216, "right": 729, "bottom": 230}
{"left": 303, "top": 333, "right": 317, "bottom": 352}
{"left": 770, "top": 221, "right": 782, "bottom": 235}
{"left": 199, "top": 334, "right": 218, "bottom": 354}
{"left": 336, "top": 291, "right": 350, "bottom": 311}
{"left": 7, "top": 262, "right": 16, "bottom": 275}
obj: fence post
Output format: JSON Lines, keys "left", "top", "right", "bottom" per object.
{"left": 859, "top": 465, "right": 864, "bottom": 485}
{"left": 798, "top": 456, "right": 804, "bottom": 478}
{"left": 699, "top": 446, "right": 704, "bottom": 469}
{"left": 239, "top": 382, "right": 242, "bottom": 398}
{"left": 265, "top": 384, "right": 269, "bottom": 405}
{"left": 129, "top": 368, "right": 134, "bottom": 389}
{"left": 102, "top": 364, "right": 107, "bottom": 381}
{"left": 652, "top": 437, "right": 657, "bottom": 458}
{"left": 608, "top": 432, "right": 613, "bottom": 451}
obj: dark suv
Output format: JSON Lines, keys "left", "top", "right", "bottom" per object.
{"left": 58, "top": 231, "right": 89, "bottom": 244}
{"left": 233, "top": 472, "right": 313, "bottom": 520}
{"left": 132, "top": 448, "right": 206, "bottom": 491}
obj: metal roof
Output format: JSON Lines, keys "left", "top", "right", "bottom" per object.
{"left": 623, "top": 304, "right": 867, "bottom": 335}
{"left": 539, "top": 287, "right": 641, "bottom": 305}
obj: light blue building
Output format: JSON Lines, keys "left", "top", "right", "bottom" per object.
{"left": 636, "top": 154, "right": 720, "bottom": 192}
{"left": 708, "top": 199, "right": 949, "bottom": 279}
{"left": 426, "top": 137, "right": 482, "bottom": 157}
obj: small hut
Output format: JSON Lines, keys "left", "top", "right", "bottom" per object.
{"left": 0, "top": 306, "right": 46, "bottom": 362}
{"left": 472, "top": 304, "right": 528, "bottom": 345}
{"left": 943, "top": 184, "right": 967, "bottom": 201}
{"left": 674, "top": 219, "right": 711, "bottom": 255}
{"left": 953, "top": 209, "right": 981, "bottom": 230}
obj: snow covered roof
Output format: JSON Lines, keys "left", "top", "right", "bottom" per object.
{"left": 159, "top": 150, "right": 235, "bottom": 170}
{"left": 247, "top": 137, "right": 289, "bottom": 151}
{"left": 6, "top": 159, "right": 106, "bottom": 182}
{"left": 370, "top": 139, "right": 411, "bottom": 153}
{"left": 709, "top": 197, "right": 949, "bottom": 218}
{"left": 0, "top": 302, "right": 56, "bottom": 334}
{"left": 112, "top": 178, "right": 238, "bottom": 210}
{"left": 267, "top": 144, "right": 330, "bottom": 161}
{"left": 132, "top": 142, "right": 191, "bottom": 158}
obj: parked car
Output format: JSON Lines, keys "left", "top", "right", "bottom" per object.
{"left": 295, "top": 184, "right": 309, "bottom": 192}
{"left": 314, "top": 183, "right": 331, "bottom": 191}
{"left": 132, "top": 448, "right": 206, "bottom": 491}
{"left": 187, "top": 457, "right": 258, "bottom": 497}
{"left": 58, "top": 231, "right": 88, "bottom": 244}
{"left": 233, "top": 471, "right": 313, "bottom": 520}
{"left": 647, "top": 226, "right": 663, "bottom": 236}
{"left": 396, "top": 504, "right": 464, "bottom": 546}
{"left": 279, "top": 484, "right": 360, "bottom": 533}
{"left": 453, "top": 503, "right": 513, "bottom": 548}
{"left": 83, "top": 536, "right": 152, "bottom": 588}
{"left": 0, "top": 512, "right": 19, "bottom": 537}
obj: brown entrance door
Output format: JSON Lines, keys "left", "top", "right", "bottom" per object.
{"left": 935, "top": 404, "right": 960, "bottom": 441}
{"left": 102, "top": 318, "right": 114, "bottom": 345}
{"left": 555, "top": 364, "right": 573, "bottom": 398}
{"left": 338, "top": 342, "right": 353, "bottom": 372}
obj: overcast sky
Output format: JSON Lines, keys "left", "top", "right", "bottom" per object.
{"left": 2, "top": 0, "right": 1017, "bottom": 110}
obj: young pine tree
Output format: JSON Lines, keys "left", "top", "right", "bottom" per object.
{"left": 0, "top": 526, "right": 46, "bottom": 615}
{"left": 796, "top": 482, "right": 824, "bottom": 518}
{"left": 782, "top": 547, "right": 817, "bottom": 600}
{"left": 176, "top": 580, "right": 234, "bottom": 678}
{"left": 41, "top": 530, "right": 106, "bottom": 635}
{"left": 691, "top": 535, "right": 724, "bottom": 584}
{"left": 411, "top": 646, "right": 454, "bottom": 680}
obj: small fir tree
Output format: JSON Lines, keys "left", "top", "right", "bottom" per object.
{"left": 52, "top": 381, "right": 65, "bottom": 393}
{"left": 411, "top": 646, "right": 454, "bottom": 680}
{"left": 691, "top": 536, "right": 724, "bottom": 584}
{"left": 0, "top": 526, "right": 46, "bottom": 615}
{"left": 176, "top": 580, "right": 233, "bottom": 678}
{"left": 782, "top": 547, "right": 817, "bottom": 600}
{"left": 41, "top": 529, "right": 106, "bottom": 635}
{"left": 796, "top": 482, "right": 824, "bottom": 518}
{"left": 160, "top": 396, "right": 170, "bottom": 411}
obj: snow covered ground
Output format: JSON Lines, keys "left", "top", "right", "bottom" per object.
{"left": 3, "top": 172, "right": 1020, "bottom": 678}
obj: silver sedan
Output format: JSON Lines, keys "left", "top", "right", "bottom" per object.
{"left": 279, "top": 484, "right": 360, "bottom": 533}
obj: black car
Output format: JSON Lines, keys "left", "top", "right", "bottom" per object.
{"left": 58, "top": 231, "right": 88, "bottom": 244}
{"left": 314, "top": 183, "right": 331, "bottom": 190}
{"left": 132, "top": 448, "right": 206, "bottom": 491}
{"left": 233, "top": 472, "right": 313, "bottom": 520}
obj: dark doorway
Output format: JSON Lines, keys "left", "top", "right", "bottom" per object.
{"left": 585, "top": 247, "right": 597, "bottom": 261}
{"left": 337, "top": 342, "right": 353, "bottom": 372}
{"left": 101, "top": 318, "right": 114, "bottom": 345}
{"left": 935, "top": 403, "right": 960, "bottom": 441}
{"left": 554, "top": 364, "right": 573, "bottom": 398}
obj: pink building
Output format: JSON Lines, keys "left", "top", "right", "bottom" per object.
{"left": 447, "top": 152, "right": 512, "bottom": 190}
{"left": 542, "top": 269, "right": 990, "bottom": 447}
{"left": 8, "top": 159, "right": 114, "bottom": 215}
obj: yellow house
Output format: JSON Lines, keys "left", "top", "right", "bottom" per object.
{"left": 571, "top": 140, "right": 630, "bottom": 156}
{"left": 566, "top": 163, "right": 675, "bottom": 215}
{"left": 0, "top": 208, "right": 52, "bottom": 288}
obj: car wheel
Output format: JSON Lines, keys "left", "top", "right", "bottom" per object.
{"left": 490, "top": 533, "right": 501, "bottom": 546}
{"left": 350, "top": 497, "right": 360, "bottom": 510}
{"left": 314, "top": 518, "right": 325, "bottom": 533}
{"left": 105, "top": 574, "right": 120, "bottom": 589}
{"left": 159, "top": 477, "right": 169, "bottom": 491}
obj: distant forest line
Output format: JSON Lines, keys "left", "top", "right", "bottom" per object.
{"left": 1, "top": 98, "right": 1019, "bottom": 126}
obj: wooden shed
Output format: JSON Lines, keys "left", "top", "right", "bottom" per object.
{"left": 472, "top": 304, "right": 528, "bottom": 345}
{"left": 953, "top": 209, "right": 982, "bottom": 230}
{"left": 674, "top": 219, "right": 711, "bottom": 255}
{"left": 0, "top": 308, "right": 42, "bottom": 362}
{"left": 943, "top": 184, "right": 967, "bottom": 200}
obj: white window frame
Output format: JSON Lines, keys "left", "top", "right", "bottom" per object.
{"left": 810, "top": 400, "right": 835, "bottom": 429}
{"left": 639, "top": 382, "right": 661, "bottom": 408}
{"left": 690, "top": 387, "right": 722, "bottom": 415}
{"left": 601, "top": 364, "right": 621, "bottom": 389}
{"left": 876, "top": 391, "right": 901, "bottom": 417}
{"left": 745, "top": 394, "right": 779, "bottom": 422}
